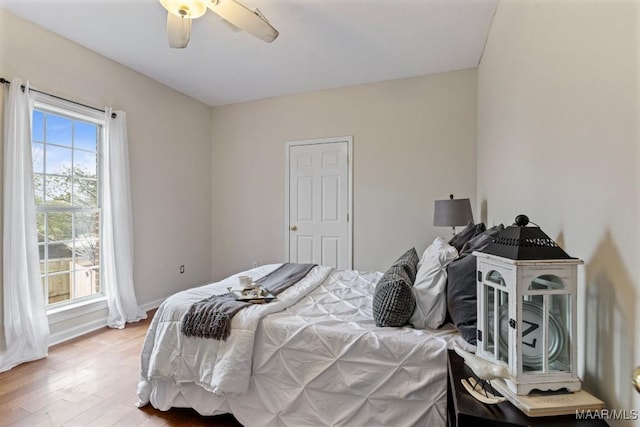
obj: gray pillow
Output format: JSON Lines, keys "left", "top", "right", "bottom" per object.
{"left": 459, "top": 224, "right": 505, "bottom": 256}
{"left": 446, "top": 224, "right": 505, "bottom": 344}
{"left": 373, "top": 270, "right": 416, "bottom": 327}
{"left": 446, "top": 255, "right": 478, "bottom": 343}
{"left": 389, "top": 247, "right": 419, "bottom": 283}
{"left": 448, "top": 221, "right": 486, "bottom": 253}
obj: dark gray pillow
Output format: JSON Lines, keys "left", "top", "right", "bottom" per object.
{"left": 448, "top": 221, "right": 486, "bottom": 253}
{"left": 446, "top": 224, "right": 504, "bottom": 344}
{"left": 459, "top": 224, "right": 505, "bottom": 256}
{"left": 389, "top": 247, "right": 419, "bottom": 283}
{"left": 373, "top": 270, "right": 416, "bottom": 327}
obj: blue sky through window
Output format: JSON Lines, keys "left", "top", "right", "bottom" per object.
{"left": 45, "top": 114, "right": 72, "bottom": 147}
{"left": 32, "top": 110, "right": 98, "bottom": 179}
{"left": 74, "top": 121, "right": 97, "bottom": 152}
{"left": 33, "top": 110, "right": 44, "bottom": 142}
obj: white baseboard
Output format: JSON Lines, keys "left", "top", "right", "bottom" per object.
{"left": 140, "top": 297, "right": 166, "bottom": 312}
{"left": 49, "top": 317, "right": 108, "bottom": 347}
{"left": 48, "top": 297, "right": 167, "bottom": 347}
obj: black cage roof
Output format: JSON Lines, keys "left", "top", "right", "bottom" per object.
{"left": 479, "top": 215, "right": 574, "bottom": 260}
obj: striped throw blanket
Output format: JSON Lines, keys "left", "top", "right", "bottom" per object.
{"left": 181, "top": 263, "right": 316, "bottom": 340}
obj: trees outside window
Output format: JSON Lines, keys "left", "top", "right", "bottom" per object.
{"left": 32, "top": 107, "right": 103, "bottom": 306}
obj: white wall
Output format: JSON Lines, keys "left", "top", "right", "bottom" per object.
{"left": 0, "top": 10, "right": 213, "bottom": 339}
{"left": 210, "top": 70, "right": 478, "bottom": 279}
{"left": 478, "top": 0, "right": 640, "bottom": 423}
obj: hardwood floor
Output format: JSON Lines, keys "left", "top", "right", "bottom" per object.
{"left": 0, "top": 310, "right": 243, "bottom": 426}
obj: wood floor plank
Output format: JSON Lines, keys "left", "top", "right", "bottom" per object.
{"left": 0, "top": 404, "right": 32, "bottom": 425}
{"left": 11, "top": 394, "right": 104, "bottom": 427}
{"left": 0, "top": 310, "right": 243, "bottom": 426}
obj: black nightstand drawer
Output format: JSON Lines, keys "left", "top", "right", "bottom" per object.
{"left": 447, "top": 350, "right": 608, "bottom": 427}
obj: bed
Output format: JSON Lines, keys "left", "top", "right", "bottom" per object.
{"left": 137, "top": 224, "right": 499, "bottom": 426}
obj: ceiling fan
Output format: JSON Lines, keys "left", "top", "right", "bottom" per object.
{"left": 159, "top": 0, "right": 279, "bottom": 48}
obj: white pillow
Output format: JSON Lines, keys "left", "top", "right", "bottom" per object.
{"left": 410, "top": 237, "right": 458, "bottom": 329}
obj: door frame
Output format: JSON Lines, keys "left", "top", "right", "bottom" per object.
{"left": 284, "top": 136, "right": 353, "bottom": 269}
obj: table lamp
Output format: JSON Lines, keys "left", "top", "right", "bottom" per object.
{"left": 433, "top": 194, "right": 473, "bottom": 236}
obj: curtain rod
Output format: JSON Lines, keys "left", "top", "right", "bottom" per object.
{"left": 0, "top": 77, "right": 116, "bottom": 119}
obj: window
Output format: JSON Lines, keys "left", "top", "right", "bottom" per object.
{"left": 32, "top": 96, "right": 105, "bottom": 307}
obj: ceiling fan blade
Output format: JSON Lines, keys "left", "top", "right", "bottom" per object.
{"left": 219, "top": 18, "right": 242, "bottom": 33}
{"left": 208, "top": 0, "right": 279, "bottom": 43}
{"left": 166, "top": 11, "right": 192, "bottom": 48}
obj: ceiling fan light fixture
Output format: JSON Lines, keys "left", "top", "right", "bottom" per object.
{"left": 159, "top": 0, "right": 279, "bottom": 47}
{"left": 166, "top": 11, "right": 192, "bottom": 48}
{"left": 159, "top": 0, "right": 207, "bottom": 19}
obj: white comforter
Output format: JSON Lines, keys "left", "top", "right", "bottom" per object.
{"left": 137, "top": 265, "right": 471, "bottom": 427}
{"left": 138, "top": 264, "right": 332, "bottom": 398}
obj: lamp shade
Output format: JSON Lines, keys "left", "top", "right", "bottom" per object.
{"left": 433, "top": 196, "right": 473, "bottom": 227}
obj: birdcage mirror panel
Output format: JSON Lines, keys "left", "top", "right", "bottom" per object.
{"left": 548, "top": 293, "right": 571, "bottom": 373}
{"left": 483, "top": 270, "right": 509, "bottom": 363}
{"left": 521, "top": 295, "right": 546, "bottom": 372}
{"left": 528, "top": 274, "right": 566, "bottom": 290}
{"left": 485, "top": 285, "right": 495, "bottom": 354}
{"left": 487, "top": 270, "right": 506, "bottom": 286}
{"left": 520, "top": 292, "right": 570, "bottom": 373}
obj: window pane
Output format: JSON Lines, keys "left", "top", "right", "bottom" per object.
{"left": 47, "top": 256, "right": 71, "bottom": 273}
{"left": 33, "top": 110, "right": 44, "bottom": 142}
{"left": 75, "top": 248, "right": 99, "bottom": 269}
{"left": 74, "top": 150, "right": 97, "bottom": 178}
{"left": 45, "top": 175, "right": 72, "bottom": 205}
{"left": 75, "top": 211, "right": 99, "bottom": 239}
{"left": 47, "top": 273, "right": 71, "bottom": 304}
{"left": 46, "top": 114, "right": 72, "bottom": 146}
{"left": 37, "top": 212, "right": 45, "bottom": 243}
{"left": 33, "top": 174, "right": 44, "bottom": 205}
{"left": 38, "top": 245, "right": 46, "bottom": 274}
{"left": 74, "top": 211, "right": 99, "bottom": 267}
{"left": 73, "top": 268, "right": 100, "bottom": 298}
{"left": 41, "top": 276, "right": 47, "bottom": 302}
{"left": 32, "top": 142, "right": 44, "bottom": 174}
{"left": 74, "top": 121, "right": 97, "bottom": 152}
{"left": 47, "top": 212, "right": 73, "bottom": 242}
{"left": 73, "top": 178, "right": 98, "bottom": 206}
{"left": 45, "top": 144, "right": 72, "bottom": 175}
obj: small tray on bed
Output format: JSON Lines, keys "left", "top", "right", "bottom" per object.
{"left": 229, "top": 287, "right": 276, "bottom": 304}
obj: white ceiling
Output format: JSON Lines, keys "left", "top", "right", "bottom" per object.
{"left": 0, "top": 0, "right": 498, "bottom": 107}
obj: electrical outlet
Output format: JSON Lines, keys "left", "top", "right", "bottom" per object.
{"left": 179, "top": 265, "right": 185, "bottom": 274}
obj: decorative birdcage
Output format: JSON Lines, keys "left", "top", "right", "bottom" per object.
{"left": 474, "top": 215, "right": 582, "bottom": 395}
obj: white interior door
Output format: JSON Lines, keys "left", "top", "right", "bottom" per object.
{"left": 287, "top": 138, "right": 351, "bottom": 269}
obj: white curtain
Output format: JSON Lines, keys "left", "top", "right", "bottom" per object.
{"left": 102, "top": 108, "right": 146, "bottom": 329}
{"left": 1, "top": 78, "right": 50, "bottom": 372}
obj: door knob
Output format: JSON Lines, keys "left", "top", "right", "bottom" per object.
{"left": 290, "top": 225, "right": 298, "bottom": 231}
{"left": 633, "top": 367, "right": 640, "bottom": 394}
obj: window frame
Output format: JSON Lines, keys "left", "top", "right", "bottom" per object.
{"left": 32, "top": 92, "right": 107, "bottom": 311}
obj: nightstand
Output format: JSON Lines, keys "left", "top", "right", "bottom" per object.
{"left": 447, "top": 350, "right": 609, "bottom": 427}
